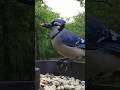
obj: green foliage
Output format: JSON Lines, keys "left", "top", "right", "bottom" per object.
{"left": 66, "top": 14, "right": 85, "bottom": 38}
{"left": 35, "top": 0, "right": 60, "bottom": 59}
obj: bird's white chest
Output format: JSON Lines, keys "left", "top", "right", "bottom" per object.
{"left": 51, "top": 37, "right": 62, "bottom": 49}
{"left": 51, "top": 37, "right": 85, "bottom": 59}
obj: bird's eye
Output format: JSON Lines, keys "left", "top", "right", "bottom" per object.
{"left": 53, "top": 22, "right": 61, "bottom": 26}
{"left": 54, "top": 23, "right": 59, "bottom": 26}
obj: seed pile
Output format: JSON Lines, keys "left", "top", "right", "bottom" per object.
{"left": 40, "top": 74, "right": 85, "bottom": 90}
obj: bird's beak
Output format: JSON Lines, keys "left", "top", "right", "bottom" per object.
{"left": 40, "top": 23, "right": 52, "bottom": 28}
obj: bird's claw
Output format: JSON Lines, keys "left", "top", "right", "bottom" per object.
{"left": 57, "top": 59, "right": 64, "bottom": 68}
{"left": 57, "top": 58, "right": 70, "bottom": 73}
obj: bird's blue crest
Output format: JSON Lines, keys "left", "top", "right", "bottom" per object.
{"left": 51, "top": 19, "right": 66, "bottom": 26}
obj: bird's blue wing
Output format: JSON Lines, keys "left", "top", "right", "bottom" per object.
{"left": 86, "top": 16, "right": 112, "bottom": 44}
{"left": 60, "top": 29, "right": 85, "bottom": 49}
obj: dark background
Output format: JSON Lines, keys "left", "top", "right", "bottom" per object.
{"left": 0, "top": 0, "right": 35, "bottom": 81}
{"left": 86, "top": 0, "right": 120, "bottom": 32}
{"left": 86, "top": 0, "right": 120, "bottom": 89}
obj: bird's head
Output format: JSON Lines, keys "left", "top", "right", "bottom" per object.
{"left": 41, "top": 19, "right": 66, "bottom": 31}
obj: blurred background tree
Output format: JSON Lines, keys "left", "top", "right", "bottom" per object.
{"left": 35, "top": 0, "right": 60, "bottom": 59}
{"left": 86, "top": 0, "right": 120, "bottom": 32}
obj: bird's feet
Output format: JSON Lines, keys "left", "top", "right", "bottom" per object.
{"left": 57, "top": 58, "right": 70, "bottom": 72}
{"left": 57, "top": 59, "right": 64, "bottom": 68}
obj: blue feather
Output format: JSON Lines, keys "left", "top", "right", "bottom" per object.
{"left": 60, "top": 29, "right": 85, "bottom": 49}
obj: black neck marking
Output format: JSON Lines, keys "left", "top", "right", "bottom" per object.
{"left": 51, "top": 29, "right": 62, "bottom": 40}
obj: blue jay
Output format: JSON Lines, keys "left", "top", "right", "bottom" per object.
{"left": 86, "top": 16, "right": 120, "bottom": 50}
{"left": 86, "top": 16, "right": 120, "bottom": 80}
{"left": 41, "top": 19, "right": 85, "bottom": 62}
